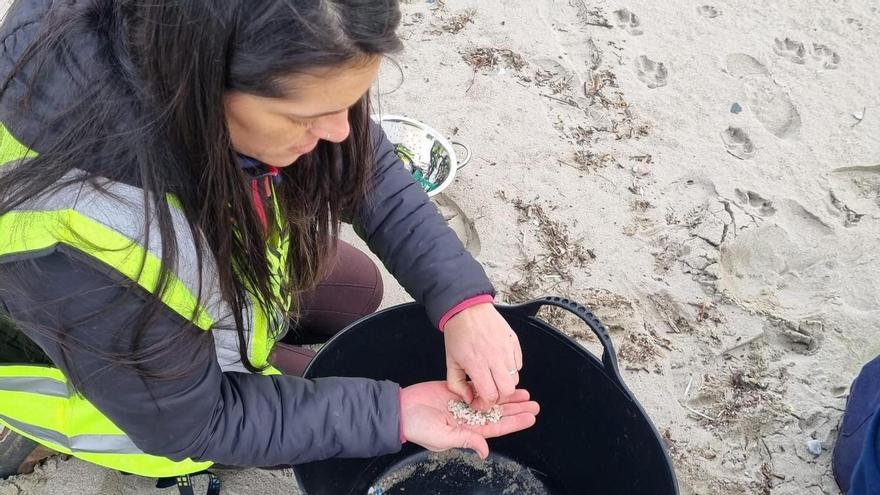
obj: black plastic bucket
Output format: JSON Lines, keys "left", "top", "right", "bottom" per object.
{"left": 293, "top": 297, "right": 679, "bottom": 495}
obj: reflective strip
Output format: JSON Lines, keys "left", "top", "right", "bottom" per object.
{"left": 1, "top": 121, "right": 284, "bottom": 374}
{"left": 0, "top": 210, "right": 213, "bottom": 330}
{"left": 0, "top": 365, "right": 215, "bottom": 476}
{"left": 0, "top": 365, "right": 68, "bottom": 382}
{"left": 0, "top": 377, "right": 70, "bottom": 398}
{"left": 12, "top": 170, "right": 227, "bottom": 321}
{"left": 0, "top": 123, "right": 38, "bottom": 166}
{"left": 0, "top": 414, "right": 144, "bottom": 455}
{"left": 3, "top": 176, "right": 258, "bottom": 373}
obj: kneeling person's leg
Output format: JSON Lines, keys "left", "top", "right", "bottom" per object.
{"left": 284, "top": 240, "right": 384, "bottom": 345}
{"left": 849, "top": 410, "right": 880, "bottom": 494}
{"left": 834, "top": 355, "right": 880, "bottom": 494}
{"left": 0, "top": 375, "right": 55, "bottom": 478}
{"left": 272, "top": 241, "right": 384, "bottom": 376}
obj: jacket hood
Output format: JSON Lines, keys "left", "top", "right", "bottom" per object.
{"left": 1, "top": 0, "right": 142, "bottom": 185}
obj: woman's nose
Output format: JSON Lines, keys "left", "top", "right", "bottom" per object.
{"left": 311, "top": 111, "right": 350, "bottom": 143}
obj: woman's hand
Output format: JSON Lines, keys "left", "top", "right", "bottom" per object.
{"left": 400, "top": 381, "right": 539, "bottom": 459}
{"left": 443, "top": 303, "right": 523, "bottom": 410}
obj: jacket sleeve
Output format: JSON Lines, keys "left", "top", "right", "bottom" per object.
{"left": 353, "top": 121, "right": 495, "bottom": 328}
{"left": 0, "top": 250, "right": 401, "bottom": 467}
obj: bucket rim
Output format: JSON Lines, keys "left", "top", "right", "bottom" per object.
{"left": 298, "top": 299, "right": 680, "bottom": 495}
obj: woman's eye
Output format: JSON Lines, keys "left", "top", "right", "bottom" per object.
{"left": 289, "top": 116, "right": 314, "bottom": 127}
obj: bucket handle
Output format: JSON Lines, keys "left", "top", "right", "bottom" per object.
{"left": 509, "top": 296, "right": 623, "bottom": 387}
{"left": 450, "top": 141, "right": 472, "bottom": 170}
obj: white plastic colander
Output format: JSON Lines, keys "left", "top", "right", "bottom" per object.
{"left": 373, "top": 115, "right": 471, "bottom": 197}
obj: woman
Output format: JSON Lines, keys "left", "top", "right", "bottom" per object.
{"left": 0, "top": 0, "right": 538, "bottom": 485}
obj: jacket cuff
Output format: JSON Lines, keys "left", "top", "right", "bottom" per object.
{"left": 438, "top": 294, "right": 495, "bottom": 331}
{"left": 374, "top": 380, "right": 406, "bottom": 456}
{"left": 399, "top": 388, "right": 406, "bottom": 444}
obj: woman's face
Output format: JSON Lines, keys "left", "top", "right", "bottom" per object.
{"left": 224, "top": 57, "right": 381, "bottom": 168}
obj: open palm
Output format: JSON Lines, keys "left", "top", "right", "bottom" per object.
{"left": 400, "top": 381, "right": 540, "bottom": 459}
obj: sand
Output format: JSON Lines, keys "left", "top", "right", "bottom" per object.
{"left": 368, "top": 450, "right": 551, "bottom": 495}
{"left": 448, "top": 400, "right": 503, "bottom": 426}
{"left": 2, "top": 0, "right": 879, "bottom": 493}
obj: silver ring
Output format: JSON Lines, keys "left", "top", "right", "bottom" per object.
{"left": 508, "top": 369, "right": 519, "bottom": 375}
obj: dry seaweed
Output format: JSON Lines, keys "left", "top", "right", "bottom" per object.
{"left": 431, "top": 8, "right": 476, "bottom": 34}
{"left": 499, "top": 193, "right": 595, "bottom": 306}
{"left": 463, "top": 47, "right": 527, "bottom": 71}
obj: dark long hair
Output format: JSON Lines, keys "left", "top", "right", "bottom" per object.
{"left": 0, "top": 1, "right": 402, "bottom": 378}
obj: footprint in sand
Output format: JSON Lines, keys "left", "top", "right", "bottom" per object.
{"left": 696, "top": 5, "right": 722, "bottom": 18}
{"left": 634, "top": 55, "right": 667, "bottom": 89}
{"left": 725, "top": 53, "right": 801, "bottom": 138}
{"left": 735, "top": 189, "right": 776, "bottom": 216}
{"left": 812, "top": 43, "right": 841, "bottom": 69}
{"left": 714, "top": 198, "right": 854, "bottom": 319}
{"left": 721, "top": 126, "right": 756, "bottom": 160}
{"left": 773, "top": 38, "right": 841, "bottom": 69}
{"left": 531, "top": 57, "right": 581, "bottom": 91}
{"left": 434, "top": 193, "right": 482, "bottom": 257}
{"left": 749, "top": 89, "right": 802, "bottom": 138}
{"left": 725, "top": 53, "right": 769, "bottom": 77}
{"left": 613, "top": 9, "right": 643, "bottom": 35}
{"left": 768, "top": 319, "right": 823, "bottom": 355}
{"left": 830, "top": 165, "right": 880, "bottom": 214}
{"left": 773, "top": 37, "right": 807, "bottom": 64}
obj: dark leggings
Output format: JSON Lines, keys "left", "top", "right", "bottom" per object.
{"left": 270, "top": 240, "right": 384, "bottom": 376}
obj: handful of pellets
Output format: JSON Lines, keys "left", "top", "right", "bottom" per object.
{"left": 447, "top": 400, "right": 503, "bottom": 426}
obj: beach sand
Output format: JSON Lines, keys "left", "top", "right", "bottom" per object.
{"left": 2, "top": 0, "right": 878, "bottom": 493}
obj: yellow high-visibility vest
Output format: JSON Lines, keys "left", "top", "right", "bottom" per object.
{"left": 0, "top": 123, "right": 288, "bottom": 477}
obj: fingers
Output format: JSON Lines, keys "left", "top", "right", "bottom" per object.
{"left": 490, "top": 365, "right": 518, "bottom": 402}
{"left": 474, "top": 413, "right": 538, "bottom": 439}
{"left": 446, "top": 367, "right": 475, "bottom": 403}
{"left": 470, "top": 395, "right": 494, "bottom": 412}
{"left": 443, "top": 307, "right": 526, "bottom": 413}
{"left": 512, "top": 333, "right": 524, "bottom": 371}
{"left": 457, "top": 430, "right": 490, "bottom": 460}
{"left": 471, "top": 361, "right": 519, "bottom": 411}
{"left": 478, "top": 340, "right": 521, "bottom": 409}
{"left": 500, "top": 400, "right": 540, "bottom": 417}
{"left": 468, "top": 365, "right": 499, "bottom": 410}
{"left": 498, "top": 389, "right": 531, "bottom": 404}
{"left": 437, "top": 395, "right": 539, "bottom": 460}
{"left": 498, "top": 328, "right": 523, "bottom": 400}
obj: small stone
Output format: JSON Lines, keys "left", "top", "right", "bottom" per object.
{"left": 448, "top": 400, "right": 502, "bottom": 426}
{"left": 806, "top": 439, "right": 823, "bottom": 456}
{"left": 731, "top": 102, "right": 743, "bottom": 114}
